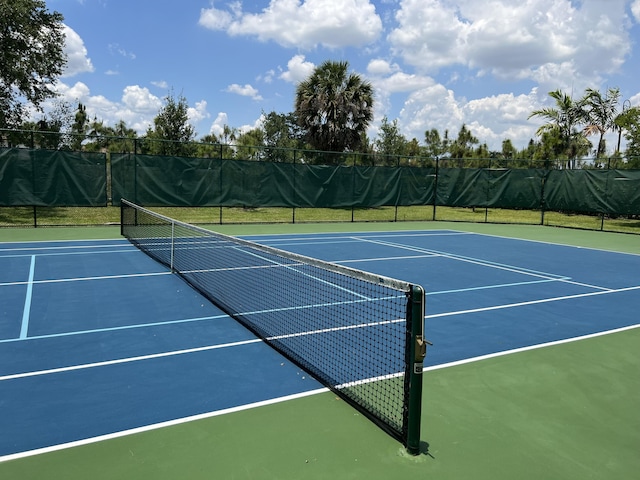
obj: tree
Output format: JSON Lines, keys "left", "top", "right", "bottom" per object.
{"left": 83, "top": 118, "right": 138, "bottom": 153}
{"left": 16, "top": 99, "right": 72, "bottom": 149}
{"left": 294, "top": 60, "right": 373, "bottom": 156}
{"left": 449, "top": 124, "right": 479, "bottom": 160}
{"left": 261, "top": 111, "right": 303, "bottom": 162}
{"left": 236, "top": 128, "right": 265, "bottom": 161}
{"left": 217, "top": 124, "right": 237, "bottom": 145}
{"left": 501, "top": 139, "right": 516, "bottom": 159}
{"left": 216, "top": 124, "right": 237, "bottom": 159}
{"left": 374, "top": 116, "right": 409, "bottom": 165}
{"left": 145, "top": 91, "right": 196, "bottom": 156}
{"left": 582, "top": 87, "right": 621, "bottom": 159}
{"left": 423, "top": 128, "right": 450, "bottom": 159}
{"left": 69, "top": 102, "right": 88, "bottom": 150}
{"left": 616, "top": 106, "right": 640, "bottom": 166}
{"left": 0, "top": 0, "right": 67, "bottom": 128}
{"left": 196, "top": 133, "right": 221, "bottom": 158}
{"left": 529, "top": 90, "right": 590, "bottom": 168}
{"left": 614, "top": 100, "right": 633, "bottom": 154}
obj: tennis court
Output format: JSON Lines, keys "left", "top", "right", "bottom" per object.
{"left": 1, "top": 219, "right": 639, "bottom": 479}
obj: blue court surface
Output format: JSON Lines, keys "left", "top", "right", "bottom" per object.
{"left": 1, "top": 230, "right": 639, "bottom": 460}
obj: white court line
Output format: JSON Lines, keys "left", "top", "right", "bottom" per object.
{"left": 0, "top": 249, "right": 137, "bottom": 259}
{"left": 335, "top": 254, "right": 438, "bottom": 264}
{"left": 0, "top": 338, "right": 262, "bottom": 382}
{"left": 0, "top": 271, "right": 172, "bottom": 288}
{"left": 353, "top": 236, "right": 615, "bottom": 292}
{"left": 248, "top": 231, "right": 472, "bottom": 246}
{"left": 19, "top": 256, "right": 36, "bottom": 339}
{"left": 0, "top": 387, "right": 330, "bottom": 464}
{"left": 0, "top": 291, "right": 403, "bottom": 344}
{"left": 5, "top": 282, "right": 639, "bottom": 380}
{"left": 0, "top": 314, "right": 230, "bottom": 345}
{"left": 236, "top": 246, "right": 374, "bottom": 301}
{"left": 423, "top": 323, "right": 640, "bottom": 372}
{"left": 2, "top": 323, "right": 638, "bottom": 464}
{"left": 457, "top": 230, "right": 640, "bottom": 258}
{"left": 425, "top": 284, "right": 640, "bottom": 319}
{"left": 354, "top": 236, "right": 569, "bottom": 280}
{"left": 0, "top": 243, "right": 132, "bottom": 253}
{"left": 0, "top": 316, "right": 404, "bottom": 381}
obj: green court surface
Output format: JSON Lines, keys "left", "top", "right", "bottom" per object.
{"left": 1, "top": 221, "right": 639, "bottom": 479}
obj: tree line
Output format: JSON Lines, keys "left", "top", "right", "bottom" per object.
{"left": 2, "top": 0, "right": 639, "bottom": 168}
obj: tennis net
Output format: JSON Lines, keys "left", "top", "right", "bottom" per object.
{"left": 121, "top": 199, "right": 426, "bottom": 453}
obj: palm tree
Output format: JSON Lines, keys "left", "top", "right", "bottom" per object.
{"left": 529, "top": 90, "right": 590, "bottom": 168}
{"left": 295, "top": 60, "right": 373, "bottom": 155}
{"left": 582, "top": 87, "right": 621, "bottom": 159}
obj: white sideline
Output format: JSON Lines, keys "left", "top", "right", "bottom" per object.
{"left": 1, "top": 323, "right": 638, "bottom": 464}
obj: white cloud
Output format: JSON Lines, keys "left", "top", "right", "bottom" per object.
{"left": 279, "top": 55, "right": 315, "bottom": 83}
{"left": 209, "top": 112, "right": 263, "bottom": 139}
{"left": 388, "top": 0, "right": 632, "bottom": 91}
{"left": 461, "top": 90, "right": 542, "bottom": 148}
{"left": 258, "top": 69, "right": 276, "bottom": 84}
{"left": 121, "top": 85, "right": 162, "bottom": 112}
{"left": 367, "top": 59, "right": 399, "bottom": 76}
{"left": 199, "top": 0, "right": 382, "bottom": 49}
{"left": 628, "top": 92, "right": 640, "bottom": 107}
{"left": 398, "top": 84, "right": 464, "bottom": 142}
{"left": 225, "top": 83, "right": 263, "bottom": 100}
{"left": 108, "top": 43, "right": 136, "bottom": 60}
{"left": 373, "top": 72, "right": 433, "bottom": 94}
{"left": 198, "top": 3, "right": 234, "bottom": 30}
{"left": 188, "top": 100, "right": 210, "bottom": 123}
{"left": 55, "top": 81, "right": 92, "bottom": 101}
{"left": 631, "top": 0, "right": 640, "bottom": 22}
{"left": 151, "top": 80, "right": 169, "bottom": 89}
{"left": 388, "top": 0, "right": 467, "bottom": 71}
{"left": 396, "top": 84, "right": 542, "bottom": 150}
{"left": 238, "top": 114, "right": 266, "bottom": 135}
{"left": 61, "top": 25, "right": 94, "bottom": 77}
{"left": 210, "top": 112, "right": 229, "bottom": 137}
{"left": 45, "top": 82, "right": 148, "bottom": 133}
{"left": 366, "top": 63, "right": 434, "bottom": 129}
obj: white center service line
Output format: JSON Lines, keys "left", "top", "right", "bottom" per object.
{"left": 19, "top": 256, "right": 36, "bottom": 339}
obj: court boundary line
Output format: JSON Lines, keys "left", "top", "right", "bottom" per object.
{"left": 354, "top": 236, "right": 571, "bottom": 280}
{"left": 243, "top": 230, "right": 472, "bottom": 245}
{"left": 237, "top": 246, "right": 374, "bottom": 300}
{"left": 1, "top": 230, "right": 638, "bottom": 462}
{"left": 0, "top": 314, "right": 231, "bottom": 345}
{"left": 0, "top": 249, "right": 138, "bottom": 260}
{"left": 0, "top": 243, "right": 132, "bottom": 253}
{"left": 2, "top": 228, "right": 638, "bottom": 257}
{"left": 1, "top": 314, "right": 407, "bottom": 381}
{"left": 0, "top": 338, "right": 263, "bottom": 381}
{"left": 1, "top": 323, "right": 637, "bottom": 464}
{"left": 354, "top": 236, "right": 617, "bottom": 292}
{"left": 3, "top": 279, "right": 637, "bottom": 346}
{"left": 0, "top": 271, "right": 172, "bottom": 288}
{"left": 459, "top": 230, "right": 640, "bottom": 258}
{"left": 244, "top": 229, "right": 640, "bottom": 258}
{"left": 424, "top": 284, "right": 640, "bottom": 319}
{"left": 0, "top": 387, "right": 330, "bottom": 464}
{"left": 422, "top": 323, "right": 640, "bottom": 372}
{"left": 19, "top": 255, "right": 35, "bottom": 339}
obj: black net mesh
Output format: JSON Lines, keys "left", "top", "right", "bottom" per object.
{"left": 121, "top": 200, "right": 416, "bottom": 443}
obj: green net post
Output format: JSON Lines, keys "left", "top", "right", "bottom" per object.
{"left": 406, "top": 285, "right": 426, "bottom": 455}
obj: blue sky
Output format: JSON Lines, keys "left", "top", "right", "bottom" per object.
{"left": 45, "top": 0, "right": 640, "bottom": 151}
